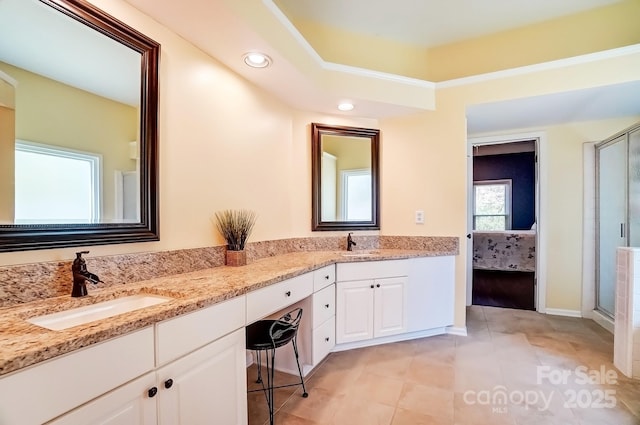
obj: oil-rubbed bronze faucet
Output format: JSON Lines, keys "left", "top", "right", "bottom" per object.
{"left": 347, "top": 232, "right": 357, "bottom": 251}
{"left": 71, "top": 251, "right": 102, "bottom": 297}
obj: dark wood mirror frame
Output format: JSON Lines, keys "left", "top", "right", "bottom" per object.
{"left": 0, "top": 0, "right": 159, "bottom": 252}
{"left": 311, "top": 122, "right": 380, "bottom": 231}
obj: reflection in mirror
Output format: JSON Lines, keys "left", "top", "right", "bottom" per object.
{"left": 0, "top": 0, "right": 140, "bottom": 224}
{"left": 0, "top": 0, "right": 159, "bottom": 251}
{"left": 311, "top": 123, "right": 380, "bottom": 231}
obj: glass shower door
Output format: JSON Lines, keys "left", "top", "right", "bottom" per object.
{"left": 628, "top": 128, "right": 640, "bottom": 246}
{"left": 597, "top": 136, "right": 627, "bottom": 317}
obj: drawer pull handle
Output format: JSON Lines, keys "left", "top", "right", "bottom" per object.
{"left": 376, "top": 284, "right": 380, "bottom": 288}
{"left": 285, "top": 291, "right": 291, "bottom": 297}
{"left": 164, "top": 379, "right": 174, "bottom": 389}
{"left": 370, "top": 285, "right": 374, "bottom": 289}
{"left": 325, "top": 337, "right": 330, "bottom": 342}
{"left": 148, "top": 387, "right": 158, "bottom": 398}
{"left": 324, "top": 275, "right": 330, "bottom": 280}
{"left": 325, "top": 304, "right": 330, "bottom": 308}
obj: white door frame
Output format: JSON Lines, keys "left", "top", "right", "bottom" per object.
{"left": 467, "top": 131, "right": 547, "bottom": 313}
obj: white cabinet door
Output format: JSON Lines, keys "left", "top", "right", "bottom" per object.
{"left": 374, "top": 277, "right": 407, "bottom": 338}
{"left": 47, "top": 372, "right": 157, "bottom": 425}
{"left": 407, "top": 257, "right": 455, "bottom": 331}
{"left": 157, "top": 328, "right": 247, "bottom": 425}
{"left": 336, "top": 279, "right": 375, "bottom": 343}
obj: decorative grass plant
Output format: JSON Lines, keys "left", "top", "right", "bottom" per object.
{"left": 213, "top": 209, "right": 257, "bottom": 251}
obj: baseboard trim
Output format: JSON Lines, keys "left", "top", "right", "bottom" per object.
{"left": 446, "top": 326, "right": 468, "bottom": 336}
{"left": 592, "top": 309, "right": 614, "bottom": 334}
{"left": 545, "top": 308, "right": 582, "bottom": 318}
{"left": 332, "top": 328, "right": 447, "bottom": 352}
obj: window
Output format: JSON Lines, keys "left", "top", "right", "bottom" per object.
{"left": 473, "top": 179, "right": 512, "bottom": 230}
{"left": 15, "top": 141, "right": 101, "bottom": 224}
{"left": 340, "top": 169, "right": 372, "bottom": 221}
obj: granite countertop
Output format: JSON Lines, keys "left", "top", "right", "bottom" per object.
{"left": 0, "top": 248, "right": 455, "bottom": 376}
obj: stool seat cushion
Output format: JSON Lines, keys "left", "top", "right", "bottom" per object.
{"left": 246, "top": 319, "right": 297, "bottom": 350}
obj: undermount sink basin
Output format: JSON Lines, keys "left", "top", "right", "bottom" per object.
{"left": 27, "top": 294, "right": 172, "bottom": 331}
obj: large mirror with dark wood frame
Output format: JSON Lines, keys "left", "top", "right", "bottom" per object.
{"left": 311, "top": 123, "right": 380, "bottom": 231}
{"left": 0, "top": 0, "right": 159, "bottom": 252}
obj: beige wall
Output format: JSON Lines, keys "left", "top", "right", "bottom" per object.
{"left": 380, "top": 54, "right": 640, "bottom": 326}
{"left": 0, "top": 62, "right": 137, "bottom": 221}
{"left": 543, "top": 117, "right": 640, "bottom": 310}
{"left": 0, "top": 106, "right": 15, "bottom": 223}
{"left": 1, "top": 0, "right": 639, "bottom": 331}
{"left": 380, "top": 102, "right": 468, "bottom": 326}
{"left": 0, "top": 76, "right": 16, "bottom": 223}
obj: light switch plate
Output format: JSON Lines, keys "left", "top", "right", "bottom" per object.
{"left": 415, "top": 210, "right": 425, "bottom": 224}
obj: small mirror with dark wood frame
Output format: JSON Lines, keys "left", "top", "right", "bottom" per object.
{"left": 311, "top": 123, "right": 380, "bottom": 231}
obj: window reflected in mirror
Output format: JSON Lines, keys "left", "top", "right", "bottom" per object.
{"left": 311, "top": 123, "right": 380, "bottom": 231}
{"left": 0, "top": 0, "right": 142, "bottom": 225}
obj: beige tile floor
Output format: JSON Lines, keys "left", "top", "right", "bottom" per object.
{"left": 247, "top": 306, "right": 640, "bottom": 425}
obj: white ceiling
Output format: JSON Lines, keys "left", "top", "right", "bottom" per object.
{"left": 276, "top": 0, "right": 623, "bottom": 47}
{"left": 466, "top": 80, "right": 640, "bottom": 134}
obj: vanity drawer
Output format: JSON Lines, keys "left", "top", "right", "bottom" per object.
{"left": 336, "top": 259, "right": 409, "bottom": 282}
{"left": 0, "top": 327, "right": 154, "bottom": 425}
{"left": 313, "top": 265, "right": 336, "bottom": 292}
{"left": 312, "top": 316, "right": 335, "bottom": 365}
{"left": 156, "top": 296, "right": 245, "bottom": 365}
{"left": 246, "top": 273, "right": 314, "bottom": 324}
{"left": 312, "top": 284, "right": 335, "bottom": 328}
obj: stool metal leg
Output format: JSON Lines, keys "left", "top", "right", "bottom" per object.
{"left": 266, "top": 347, "right": 276, "bottom": 425}
{"left": 291, "top": 337, "right": 308, "bottom": 397}
{"left": 255, "top": 350, "right": 263, "bottom": 384}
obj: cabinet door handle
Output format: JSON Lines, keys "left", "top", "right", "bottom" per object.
{"left": 621, "top": 223, "right": 625, "bottom": 238}
{"left": 148, "top": 387, "right": 158, "bottom": 398}
{"left": 325, "top": 303, "right": 330, "bottom": 308}
{"left": 324, "top": 275, "right": 330, "bottom": 280}
{"left": 325, "top": 337, "right": 330, "bottom": 342}
{"left": 285, "top": 291, "right": 291, "bottom": 297}
{"left": 376, "top": 284, "right": 380, "bottom": 288}
{"left": 164, "top": 378, "right": 174, "bottom": 389}
{"left": 370, "top": 285, "right": 374, "bottom": 289}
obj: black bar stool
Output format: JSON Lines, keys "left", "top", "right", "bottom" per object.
{"left": 246, "top": 308, "right": 308, "bottom": 425}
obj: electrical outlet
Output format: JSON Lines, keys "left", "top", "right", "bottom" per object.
{"left": 415, "top": 210, "right": 425, "bottom": 224}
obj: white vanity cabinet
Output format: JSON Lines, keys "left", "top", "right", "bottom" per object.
{"left": 5, "top": 297, "right": 248, "bottom": 425}
{"left": 336, "top": 260, "right": 409, "bottom": 344}
{"left": 335, "top": 256, "right": 456, "bottom": 348}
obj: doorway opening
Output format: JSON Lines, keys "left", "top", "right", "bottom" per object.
{"left": 467, "top": 136, "right": 541, "bottom": 311}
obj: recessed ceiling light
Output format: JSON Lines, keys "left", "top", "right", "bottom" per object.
{"left": 338, "top": 102, "right": 354, "bottom": 111}
{"left": 243, "top": 52, "right": 272, "bottom": 68}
